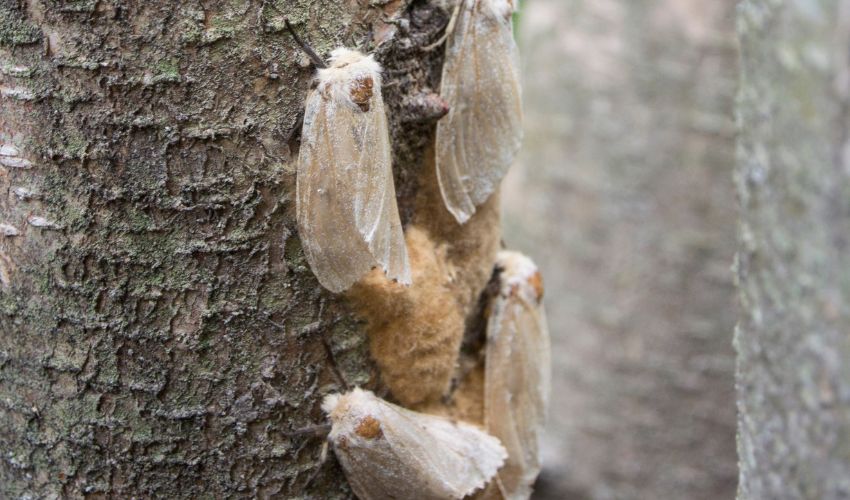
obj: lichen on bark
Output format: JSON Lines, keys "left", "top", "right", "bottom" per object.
{"left": 0, "top": 0, "right": 465, "bottom": 497}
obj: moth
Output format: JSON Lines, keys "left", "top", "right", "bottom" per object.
{"left": 296, "top": 47, "right": 411, "bottom": 293}
{"left": 435, "top": 0, "right": 523, "bottom": 224}
{"left": 484, "top": 251, "right": 551, "bottom": 499}
{"left": 322, "top": 388, "right": 507, "bottom": 500}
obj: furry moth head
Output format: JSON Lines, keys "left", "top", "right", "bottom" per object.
{"left": 323, "top": 388, "right": 507, "bottom": 500}
{"left": 435, "top": 0, "right": 523, "bottom": 224}
{"left": 296, "top": 48, "right": 411, "bottom": 293}
{"left": 316, "top": 49, "right": 383, "bottom": 112}
{"left": 484, "top": 250, "right": 551, "bottom": 500}
{"left": 495, "top": 249, "right": 543, "bottom": 304}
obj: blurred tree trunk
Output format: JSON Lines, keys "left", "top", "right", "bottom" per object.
{"left": 736, "top": 1, "right": 850, "bottom": 498}
{"left": 505, "top": 1, "right": 739, "bottom": 498}
{"left": 0, "top": 1, "right": 446, "bottom": 497}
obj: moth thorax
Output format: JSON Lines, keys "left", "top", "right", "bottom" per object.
{"left": 508, "top": 274, "right": 543, "bottom": 304}
{"left": 350, "top": 76, "right": 374, "bottom": 112}
{"left": 528, "top": 271, "right": 544, "bottom": 302}
{"left": 354, "top": 416, "right": 383, "bottom": 439}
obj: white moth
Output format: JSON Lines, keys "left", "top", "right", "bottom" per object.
{"left": 484, "top": 251, "right": 551, "bottom": 499}
{"left": 435, "top": 0, "right": 523, "bottom": 224}
{"left": 297, "top": 48, "right": 411, "bottom": 293}
{"left": 322, "top": 388, "right": 507, "bottom": 500}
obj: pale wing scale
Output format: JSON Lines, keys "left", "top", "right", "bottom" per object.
{"left": 324, "top": 388, "right": 507, "bottom": 500}
{"left": 296, "top": 50, "right": 410, "bottom": 293}
{"left": 484, "top": 251, "right": 552, "bottom": 500}
{"left": 436, "top": 0, "right": 523, "bottom": 224}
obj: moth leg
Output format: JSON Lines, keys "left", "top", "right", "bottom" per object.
{"left": 298, "top": 437, "right": 332, "bottom": 494}
{"left": 285, "top": 421, "right": 332, "bottom": 493}
{"left": 309, "top": 297, "right": 351, "bottom": 391}
{"left": 321, "top": 335, "right": 351, "bottom": 392}
{"left": 303, "top": 441, "right": 330, "bottom": 491}
{"left": 284, "top": 423, "right": 332, "bottom": 438}
{"left": 284, "top": 421, "right": 331, "bottom": 492}
{"left": 285, "top": 108, "right": 305, "bottom": 147}
{"left": 422, "top": 0, "right": 461, "bottom": 51}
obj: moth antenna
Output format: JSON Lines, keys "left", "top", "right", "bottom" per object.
{"left": 375, "top": 385, "right": 392, "bottom": 401}
{"left": 422, "top": 1, "right": 461, "bottom": 51}
{"left": 284, "top": 19, "right": 328, "bottom": 69}
{"left": 300, "top": 439, "right": 331, "bottom": 494}
{"left": 356, "top": 23, "right": 374, "bottom": 52}
{"left": 321, "top": 336, "right": 351, "bottom": 391}
{"left": 285, "top": 423, "right": 332, "bottom": 438}
{"left": 285, "top": 109, "right": 305, "bottom": 145}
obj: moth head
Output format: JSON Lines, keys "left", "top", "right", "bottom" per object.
{"left": 496, "top": 250, "right": 543, "bottom": 303}
{"left": 317, "top": 48, "right": 382, "bottom": 112}
{"left": 323, "top": 389, "right": 386, "bottom": 446}
{"left": 327, "top": 48, "right": 370, "bottom": 69}
{"left": 322, "top": 392, "right": 343, "bottom": 416}
{"left": 322, "top": 389, "right": 379, "bottom": 425}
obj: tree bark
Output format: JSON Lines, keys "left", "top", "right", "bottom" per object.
{"left": 0, "top": 1, "right": 461, "bottom": 497}
{"left": 736, "top": 1, "right": 850, "bottom": 498}
{"left": 504, "top": 1, "right": 739, "bottom": 498}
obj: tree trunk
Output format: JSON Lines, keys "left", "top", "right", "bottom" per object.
{"left": 736, "top": 1, "right": 850, "bottom": 498}
{"left": 0, "top": 1, "right": 471, "bottom": 497}
{"left": 504, "top": 1, "right": 739, "bottom": 498}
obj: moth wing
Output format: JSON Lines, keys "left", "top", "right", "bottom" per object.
{"left": 324, "top": 390, "right": 422, "bottom": 500}
{"left": 297, "top": 95, "right": 368, "bottom": 292}
{"left": 375, "top": 395, "right": 508, "bottom": 499}
{"left": 485, "top": 254, "right": 552, "bottom": 499}
{"left": 331, "top": 435, "right": 419, "bottom": 500}
{"left": 297, "top": 89, "right": 410, "bottom": 293}
{"left": 350, "top": 90, "right": 410, "bottom": 286}
{"left": 326, "top": 390, "right": 506, "bottom": 500}
{"left": 436, "top": 0, "right": 523, "bottom": 223}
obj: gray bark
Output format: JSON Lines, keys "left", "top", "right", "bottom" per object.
{"left": 505, "top": 1, "right": 739, "bottom": 498}
{"left": 0, "top": 0, "right": 449, "bottom": 497}
{"left": 736, "top": 1, "right": 850, "bottom": 498}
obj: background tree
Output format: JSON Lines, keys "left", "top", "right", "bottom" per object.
{"left": 737, "top": 1, "right": 850, "bottom": 498}
{"left": 504, "top": 1, "right": 739, "bottom": 498}
{"left": 0, "top": 1, "right": 478, "bottom": 497}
